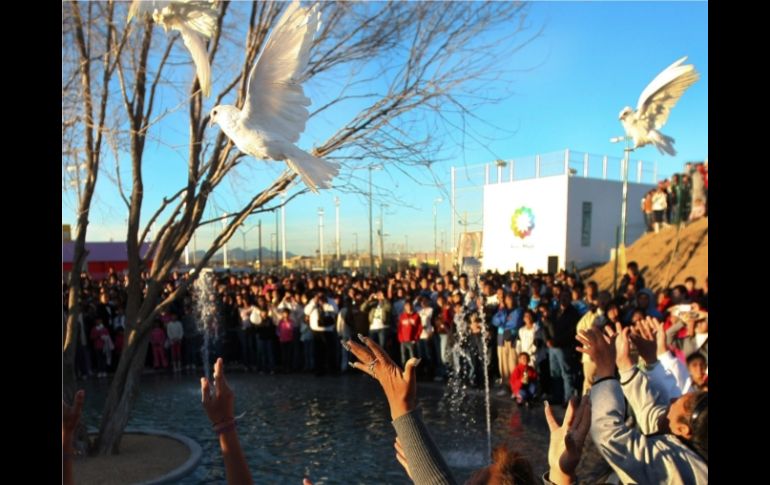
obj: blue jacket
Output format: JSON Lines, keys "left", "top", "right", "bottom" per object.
{"left": 491, "top": 307, "right": 522, "bottom": 336}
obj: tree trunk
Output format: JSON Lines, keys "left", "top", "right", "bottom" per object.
{"left": 92, "top": 323, "right": 152, "bottom": 455}
{"left": 63, "top": 194, "right": 93, "bottom": 453}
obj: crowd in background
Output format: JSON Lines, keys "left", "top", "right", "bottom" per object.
{"left": 641, "top": 160, "right": 708, "bottom": 233}
{"left": 63, "top": 261, "right": 707, "bottom": 409}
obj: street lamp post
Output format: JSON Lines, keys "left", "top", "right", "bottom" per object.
{"left": 275, "top": 210, "right": 280, "bottom": 266}
{"left": 379, "top": 203, "right": 388, "bottom": 274}
{"left": 318, "top": 207, "right": 325, "bottom": 270}
{"left": 257, "top": 220, "right": 262, "bottom": 271}
{"left": 222, "top": 213, "right": 229, "bottom": 268}
{"left": 239, "top": 222, "right": 260, "bottom": 266}
{"left": 281, "top": 194, "right": 287, "bottom": 269}
{"left": 369, "top": 168, "right": 374, "bottom": 275}
{"left": 610, "top": 136, "right": 634, "bottom": 291}
{"left": 334, "top": 197, "right": 341, "bottom": 263}
{"left": 495, "top": 159, "right": 507, "bottom": 183}
{"left": 368, "top": 164, "right": 382, "bottom": 275}
{"left": 270, "top": 233, "right": 276, "bottom": 269}
{"left": 433, "top": 197, "right": 443, "bottom": 265}
{"left": 353, "top": 232, "right": 358, "bottom": 256}
{"left": 192, "top": 230, "right": 198, "bottom": 265}
{"left": 241, "top": 232, "right": 247, "bottom": 264}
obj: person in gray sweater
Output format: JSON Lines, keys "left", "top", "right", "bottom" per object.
{"left": 576, "top": 325, "right": 708, "bottom": 485}
{"left": 345, "top": 334, "right": 592, "bottom": 485}
{"left": 195, "top": 340, "right": 595, "bottom": 485}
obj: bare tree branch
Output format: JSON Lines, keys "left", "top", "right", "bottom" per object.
{"left": 64, "top": 0, "right": 541, "bottom": 455}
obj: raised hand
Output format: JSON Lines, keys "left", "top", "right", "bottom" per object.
{"left": 545, "top": 395, "right": 592, "bottom": 485}
{"left": 576, "top": 326, "right": 616, "bottom": 378}
{"left": 613, "top": 324, "right": 634, "bottom": 372}
{"left": 630, "top": 317, "right": 658, "bottom": 366}
{"left": 651, "top": 317, "right": 668, "bottom": 356}
{"left": 345, "top": 334, "right": 420, "bottom": 420}
{"left": 201, "top": 358, "right": 235, "bottom": 426}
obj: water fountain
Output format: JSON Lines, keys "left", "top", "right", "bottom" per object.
{"left": 477, "top": 294, "right": 493, "bottom": 464}
{"left": 193, "top": 268, "right": 218, "bottom": 387}
{"left": 441, "top": 273, "right": 493, "bottom": 468}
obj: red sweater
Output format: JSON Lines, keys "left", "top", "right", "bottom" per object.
{"left": 509, "top": 363, "right": 538, "bottom": 395}
{"left": 397, "top": 312, "right": 422, "bottom": 343}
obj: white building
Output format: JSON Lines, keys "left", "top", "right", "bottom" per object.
{"left": 482, "top": 174, "right": 655, "bottom": 273}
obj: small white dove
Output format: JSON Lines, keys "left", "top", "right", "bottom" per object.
{"left": 209, "top": 1, "right": 338, "bottom": 193}
{"left": 619, "top": 56, "right": 700, "bottom": 156}
{"left": 127, "top": 1, "right": 218, "bottom": 97}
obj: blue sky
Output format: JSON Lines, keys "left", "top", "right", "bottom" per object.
{"left": 62, "top": 1, "right": 707, "bottom": 257}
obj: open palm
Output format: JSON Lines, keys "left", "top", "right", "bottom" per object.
{"left": 545, "top": 395, "right": 591, "bottom": 484}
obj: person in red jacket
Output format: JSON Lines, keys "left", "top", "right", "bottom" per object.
{"left": 397, "top": 301, "right": 422, "bottom": 366}
{"left": 510, "top": 352, "right": 538, "bottom": 405}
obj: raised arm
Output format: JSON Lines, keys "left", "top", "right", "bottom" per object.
{"left": 589, "top": 378, "right": 664, "bottom": 484}
{"left": 346, "top": 335, "right": 457, "bottom": 485}
{"left": 577, "top": 326, "right": 666, "bottom": 484}
{"left": 630, "top": 317, "right": 681, "bottom": 407}
{"left": 201, "top": 358, "right": 254, "bottom": 485}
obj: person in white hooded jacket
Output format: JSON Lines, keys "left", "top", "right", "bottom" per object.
{"left": 577, "top": 324, "right": 707, "bottom": 485}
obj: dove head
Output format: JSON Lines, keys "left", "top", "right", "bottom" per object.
{"left": 619, "top": 107, "right": 633, "bottom": 121}
{"left": 209, "top": 105, "right": 239, "bottom": 129}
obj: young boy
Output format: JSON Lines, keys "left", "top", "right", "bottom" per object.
{"left": 686, "top": 353, "right": 708, "bottom": 392}
{"left": 509, "top": 352, "right": 538, "bottom": 405}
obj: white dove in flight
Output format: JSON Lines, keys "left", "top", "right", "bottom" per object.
{"left": 208, "top": 1, "right": 338, "bottom": 193}
{"left": 127, "top": 1, "right": 218, "bottom": 97}
{"left": 619, "top": 56, "right": 700, "bottom": 156}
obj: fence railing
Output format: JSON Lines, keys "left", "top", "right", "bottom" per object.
{"left": 481, "top": 149, "right": 659, "bottom": 185}
{"left": 449, "top": 149, "right": 660, "bottom": 253}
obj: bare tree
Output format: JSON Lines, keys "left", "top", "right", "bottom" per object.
{"left": 62, "top": 1, "right": 538, "bottom": 455}
{"left": 62, "top": 0, "right": 127, "bottom": 453}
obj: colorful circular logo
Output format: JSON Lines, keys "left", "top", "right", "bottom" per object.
{"left": 511, "top": 207, "right": 535, "bottom": 239}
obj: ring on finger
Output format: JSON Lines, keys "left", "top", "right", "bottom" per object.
{"left": 368, "top": 357, "right": 379, "bottom": 377}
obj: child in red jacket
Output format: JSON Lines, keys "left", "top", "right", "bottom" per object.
{"left": 509, "top": 352, "right": 538, "bottom": 405}
{"left": 397, "top": 301, "right": 422, "bottom": 366}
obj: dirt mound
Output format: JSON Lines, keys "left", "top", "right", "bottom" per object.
{"left": 586, "top": 217, "right": 708, "bottom": 292}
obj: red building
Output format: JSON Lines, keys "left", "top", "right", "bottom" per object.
{"left": 62, "top": 241, "right": 153, "bottom": 280}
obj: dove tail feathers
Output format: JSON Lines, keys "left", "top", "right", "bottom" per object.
{"left": 650, "top": 130, "right": 676, "bottom": 156}
{"left": 284, "top": 146, "right": 339, "bottom": 193}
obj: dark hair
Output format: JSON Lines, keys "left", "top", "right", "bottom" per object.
{"left": 679, "top": 391, "right": 708, "bottom": 462}
{"left": 464, "top": 446, "right": 536, "bottom": 485}
{"left": 522, "top": 309, "right": 535, "bottom": 320}
{"left": 686, "top": 353, "right": 707, "bottom": 366}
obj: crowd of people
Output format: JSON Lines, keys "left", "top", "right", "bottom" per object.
{"left": 63, "top": 257, "right": 709, "bottom": 483}
{"left": 641, "top": 160, "right": 708, "bottom": 233}
{"left": 65, "top": 312, "right": 707, "bottom": 485}
{"left": 64, "top": 261, "right": 707, "bottom": 407}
